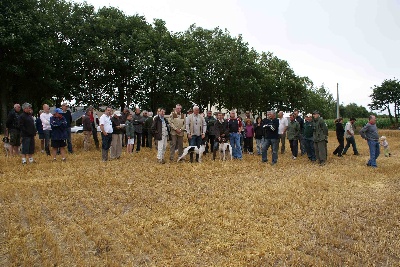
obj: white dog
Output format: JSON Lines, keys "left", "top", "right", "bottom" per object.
{"left": 177, "top": 144, "right": 206, "bottom": 162}
{"left": 219, "top": 142, "right": 233, "bottom": 161}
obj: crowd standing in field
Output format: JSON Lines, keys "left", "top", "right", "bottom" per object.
{"left": 3, "top": 102, "right": 387, "bottom": 168}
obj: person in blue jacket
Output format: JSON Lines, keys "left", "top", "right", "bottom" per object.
{"left": 50, "top": 108, "right": 68, "bottom": 161}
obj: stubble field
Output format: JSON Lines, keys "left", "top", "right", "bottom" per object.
{"left": 0, "top": 131, "right": 399, "bottom": 266}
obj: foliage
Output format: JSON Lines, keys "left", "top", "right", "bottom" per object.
{"left": 339, "top": 103, "right": 370, "bottom": 119}
{"left": 303, "top": 84, "right": 336, "bottom": 119}
{"left": 1, "top": 0, "right": 347, "bottom": 131}
{"left": 369, "top": 78, "right": 400, "bottom": 124}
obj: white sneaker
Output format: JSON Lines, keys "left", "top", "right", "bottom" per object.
{"left": 292, "top": 156, "right": 297, "bottom": 159}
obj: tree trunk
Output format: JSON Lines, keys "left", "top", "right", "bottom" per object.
{"left": 387, "top": 105, "right": 393, "bottom": 124}
{"left": 1, "top": 80, "right": 11, "bottom": 134}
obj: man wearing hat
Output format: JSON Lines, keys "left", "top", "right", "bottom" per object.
{"left": 303, "top": 113, "right": 316, "bottom": 162}
{"left": 312, "top": 110, "right": 328, "bottom": 166}
{"left": 110, "top": 110, "right": 123, "bottom": 159}
{"left": 61, "top": 102, "right": 73, "bottom": 154}
{"left": 50, "top": 108, "right": 68, "bottom": 161}
{"left": 342, "top": 117, "right": 359, "bottom": 155}
{"left": 19, "top": 103, "right": 36, "bottom": 164}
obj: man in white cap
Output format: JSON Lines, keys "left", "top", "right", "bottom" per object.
{"left": 303, "top": 113, "right": 316, "bottom": 162}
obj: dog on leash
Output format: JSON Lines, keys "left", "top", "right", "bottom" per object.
{"left": 177, "top": 142, "right": 207, "bottom": 162}
{"left": 218, "top": 138, "right": 233, "bottom": 160}
{"left": 3, "top": 136, "right": 11, "bottom": 157}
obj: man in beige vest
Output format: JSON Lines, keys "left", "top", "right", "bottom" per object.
{"left": 169, "top": 104, "right": 186, "bottom": 161}
{"left": 185, "top": 106, "right": 207, "bottom": 162}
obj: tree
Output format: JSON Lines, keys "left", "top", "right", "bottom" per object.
{"left": 369, "top": 78, "right": 400, "bottom": 124}
{"left": 340, "top": 103, "right": 369, "bottom": 119}
{"left": 304, "top": 84, "right": 336, "bottom": 119}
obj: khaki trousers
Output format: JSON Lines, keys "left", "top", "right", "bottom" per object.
{"left": 83, "top": 131, "right": 91, "bottom": 151}
{"left": 110, "top": 134, "right": 122, "bottom": 159}
{"left": 170, "top": 134, "right": 184, "bottom": 160}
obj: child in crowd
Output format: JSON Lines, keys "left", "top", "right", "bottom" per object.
{"left": 380, "top": 136, "right": 391, "bottom": 157}
{"left": 125, "top": 113, "right": 135, "bottom": 154}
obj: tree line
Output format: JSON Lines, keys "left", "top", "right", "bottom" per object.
{"left": 1, "top": 0, "right": 383, "bottom": 132}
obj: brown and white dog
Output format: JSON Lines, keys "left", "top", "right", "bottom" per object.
{"left": 3, "top": 136, "right": 11, "bottom": 157}
{"left": 218, "top": 138, "right": 232, "bottom": 161}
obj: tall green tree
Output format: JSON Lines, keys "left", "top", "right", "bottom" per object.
{"left": 304, "top": 84, "right": 336, "bottom": 119}
{"left": 340, "top": 103, "right": 369, "bottom": 119}
{"left": 369, "top": 78, "right": 400, "bottom": 124}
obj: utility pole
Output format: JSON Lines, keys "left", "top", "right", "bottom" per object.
{"left": 336, "top": 83, "right": 340, "bottom": 118}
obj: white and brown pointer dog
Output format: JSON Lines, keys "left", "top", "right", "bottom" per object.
{"left": 218, "top": 138, "right": 233, "bottom": 161}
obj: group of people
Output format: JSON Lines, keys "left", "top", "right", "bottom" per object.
{"left": 5, "top": 103, "right": 72, "bottom": 163}
{"left": 4, "top": 102, "right": 388, "bottom": 168}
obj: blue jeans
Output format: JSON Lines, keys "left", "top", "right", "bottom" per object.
{"left": 256, "top": 138, "right": 263, "bottom": 155}
{"left": 101, "top": 133, "right": 112, "bottom": 150}
{"left": 66, "top": 127, "right": 73, "bottom": 153}
{"left": 304, "top": 138, "right": 316, "bottom": 161}
{"left": 262, "top": 138, "right": 278, "bottom": 163}
{"left": 300, "top": 134, "right": 306, "bottom": 154}
{"left": 43, "top": 130, "right": 51, "bottom": 155}
{"left": 343, "top": 136, "right": 358, "bottom": 154}
{"left": 229, "top": 132, "right": 242, "bottom": 159}
{"left": 367, "top": 140, "right": 380, "bottom": 167}
{"left": 189, "top": 135, "right": 202, "bottom": 148}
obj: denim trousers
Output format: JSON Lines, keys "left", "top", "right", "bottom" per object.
{"left": 262, "top": 138, "right": 278, "bottom": 163}
{"left": 367, "top": 140, "right": 380, "bottom": 167}
{"left": 229, "top": 132, "right": 242, "bottom": 159}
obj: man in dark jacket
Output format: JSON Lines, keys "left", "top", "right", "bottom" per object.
{"left": 6, "top": 103, "right": 21, "bottom": 156}
{"left": 213, "top": 112, "right": 230, "bottom": 160}
{"left": 294, "top": 109, "right": 306, "bottom": 155}
{"left": 19, "top": 103, "right": 36, "bottom": 164}
{"left": 132, "top": 107, "right": 146, "bottom": 152}
{"left": 312, "top": 110, "right": 328, "bottom": 166}
{"left": 205, "top": 110, "right": 217, "bottom": 154}
{"left": 144, "top": 111, "right": 154, "bottom": 148}
{"left": 151, "top": 108, "right": 169, "bottom": 164}
{"left": 61, "top": 103, "right": 73, "bottom": 153}
{"left": 261, "top": 110, "right": 280, "bottom": 165}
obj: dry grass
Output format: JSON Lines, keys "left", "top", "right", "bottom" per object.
{"left": 0, "top": 131, "right": 399, "bottom": 266}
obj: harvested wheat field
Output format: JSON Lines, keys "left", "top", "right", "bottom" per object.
{"left": 0, "top": 130, "right": 399, "bottom": 266}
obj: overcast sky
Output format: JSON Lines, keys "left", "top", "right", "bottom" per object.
{"left": 75, "top": 0, "right": 400, "bottom": 110}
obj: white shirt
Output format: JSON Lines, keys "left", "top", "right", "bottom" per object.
{"left": 345, "top": 121, "right": 354, "bottom": 138}
{"left": 278, "top": 117, "right": 289, "bottom": 134}
{"left": 100, "top": 114, "right": 113, "bottom": 133}
{"left": 40, "top": 112, "right": 53, "bottom": 131}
